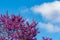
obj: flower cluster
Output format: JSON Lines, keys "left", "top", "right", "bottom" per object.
{"left": 0, "top": 12, "right": 38, "bottom": 40}
{"left": 0, "top": 12, "right": 52, "bottom": 40}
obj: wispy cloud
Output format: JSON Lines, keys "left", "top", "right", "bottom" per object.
{"left": 39, "top": 22, "right": 60, "bottom": 33}
{"left": 31, "top": 1, "right": 60, "bottom": 33}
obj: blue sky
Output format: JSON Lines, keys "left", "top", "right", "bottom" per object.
{"left": 0, "top": 0, "right": 60, "bottom": 40}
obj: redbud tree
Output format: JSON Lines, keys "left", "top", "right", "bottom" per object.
{"left": 0, "top": 12, "right": 39, "bottom": 40}
{"left": 0, "top": 12, "right": 52, "bottom": 40}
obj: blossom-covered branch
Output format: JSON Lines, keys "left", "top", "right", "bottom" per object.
{"left": 0, "top": 12, "right": 38, "bottom": 40}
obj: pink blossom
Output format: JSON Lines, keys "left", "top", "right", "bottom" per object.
{"left": 0, "top": 12, "right": 38, "bottom": 40}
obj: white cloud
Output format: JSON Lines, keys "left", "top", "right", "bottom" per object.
{"left": 39, "top": 22, "right": 60, "bottom": 33}
{"left": 31, "top": 1, "right": 60, "bottom": 22}
{"left": 31, "top": 1, "right": 60, "bottom": 33}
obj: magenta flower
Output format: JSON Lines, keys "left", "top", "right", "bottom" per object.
{"left": 0, "top": 12, "right": 38, "bottom": 40}
{"left": 0, "top": 37, "right": 5, "bottom": 40}
{"left": 0, "top": 12, "right": 52, "bottom": 40}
